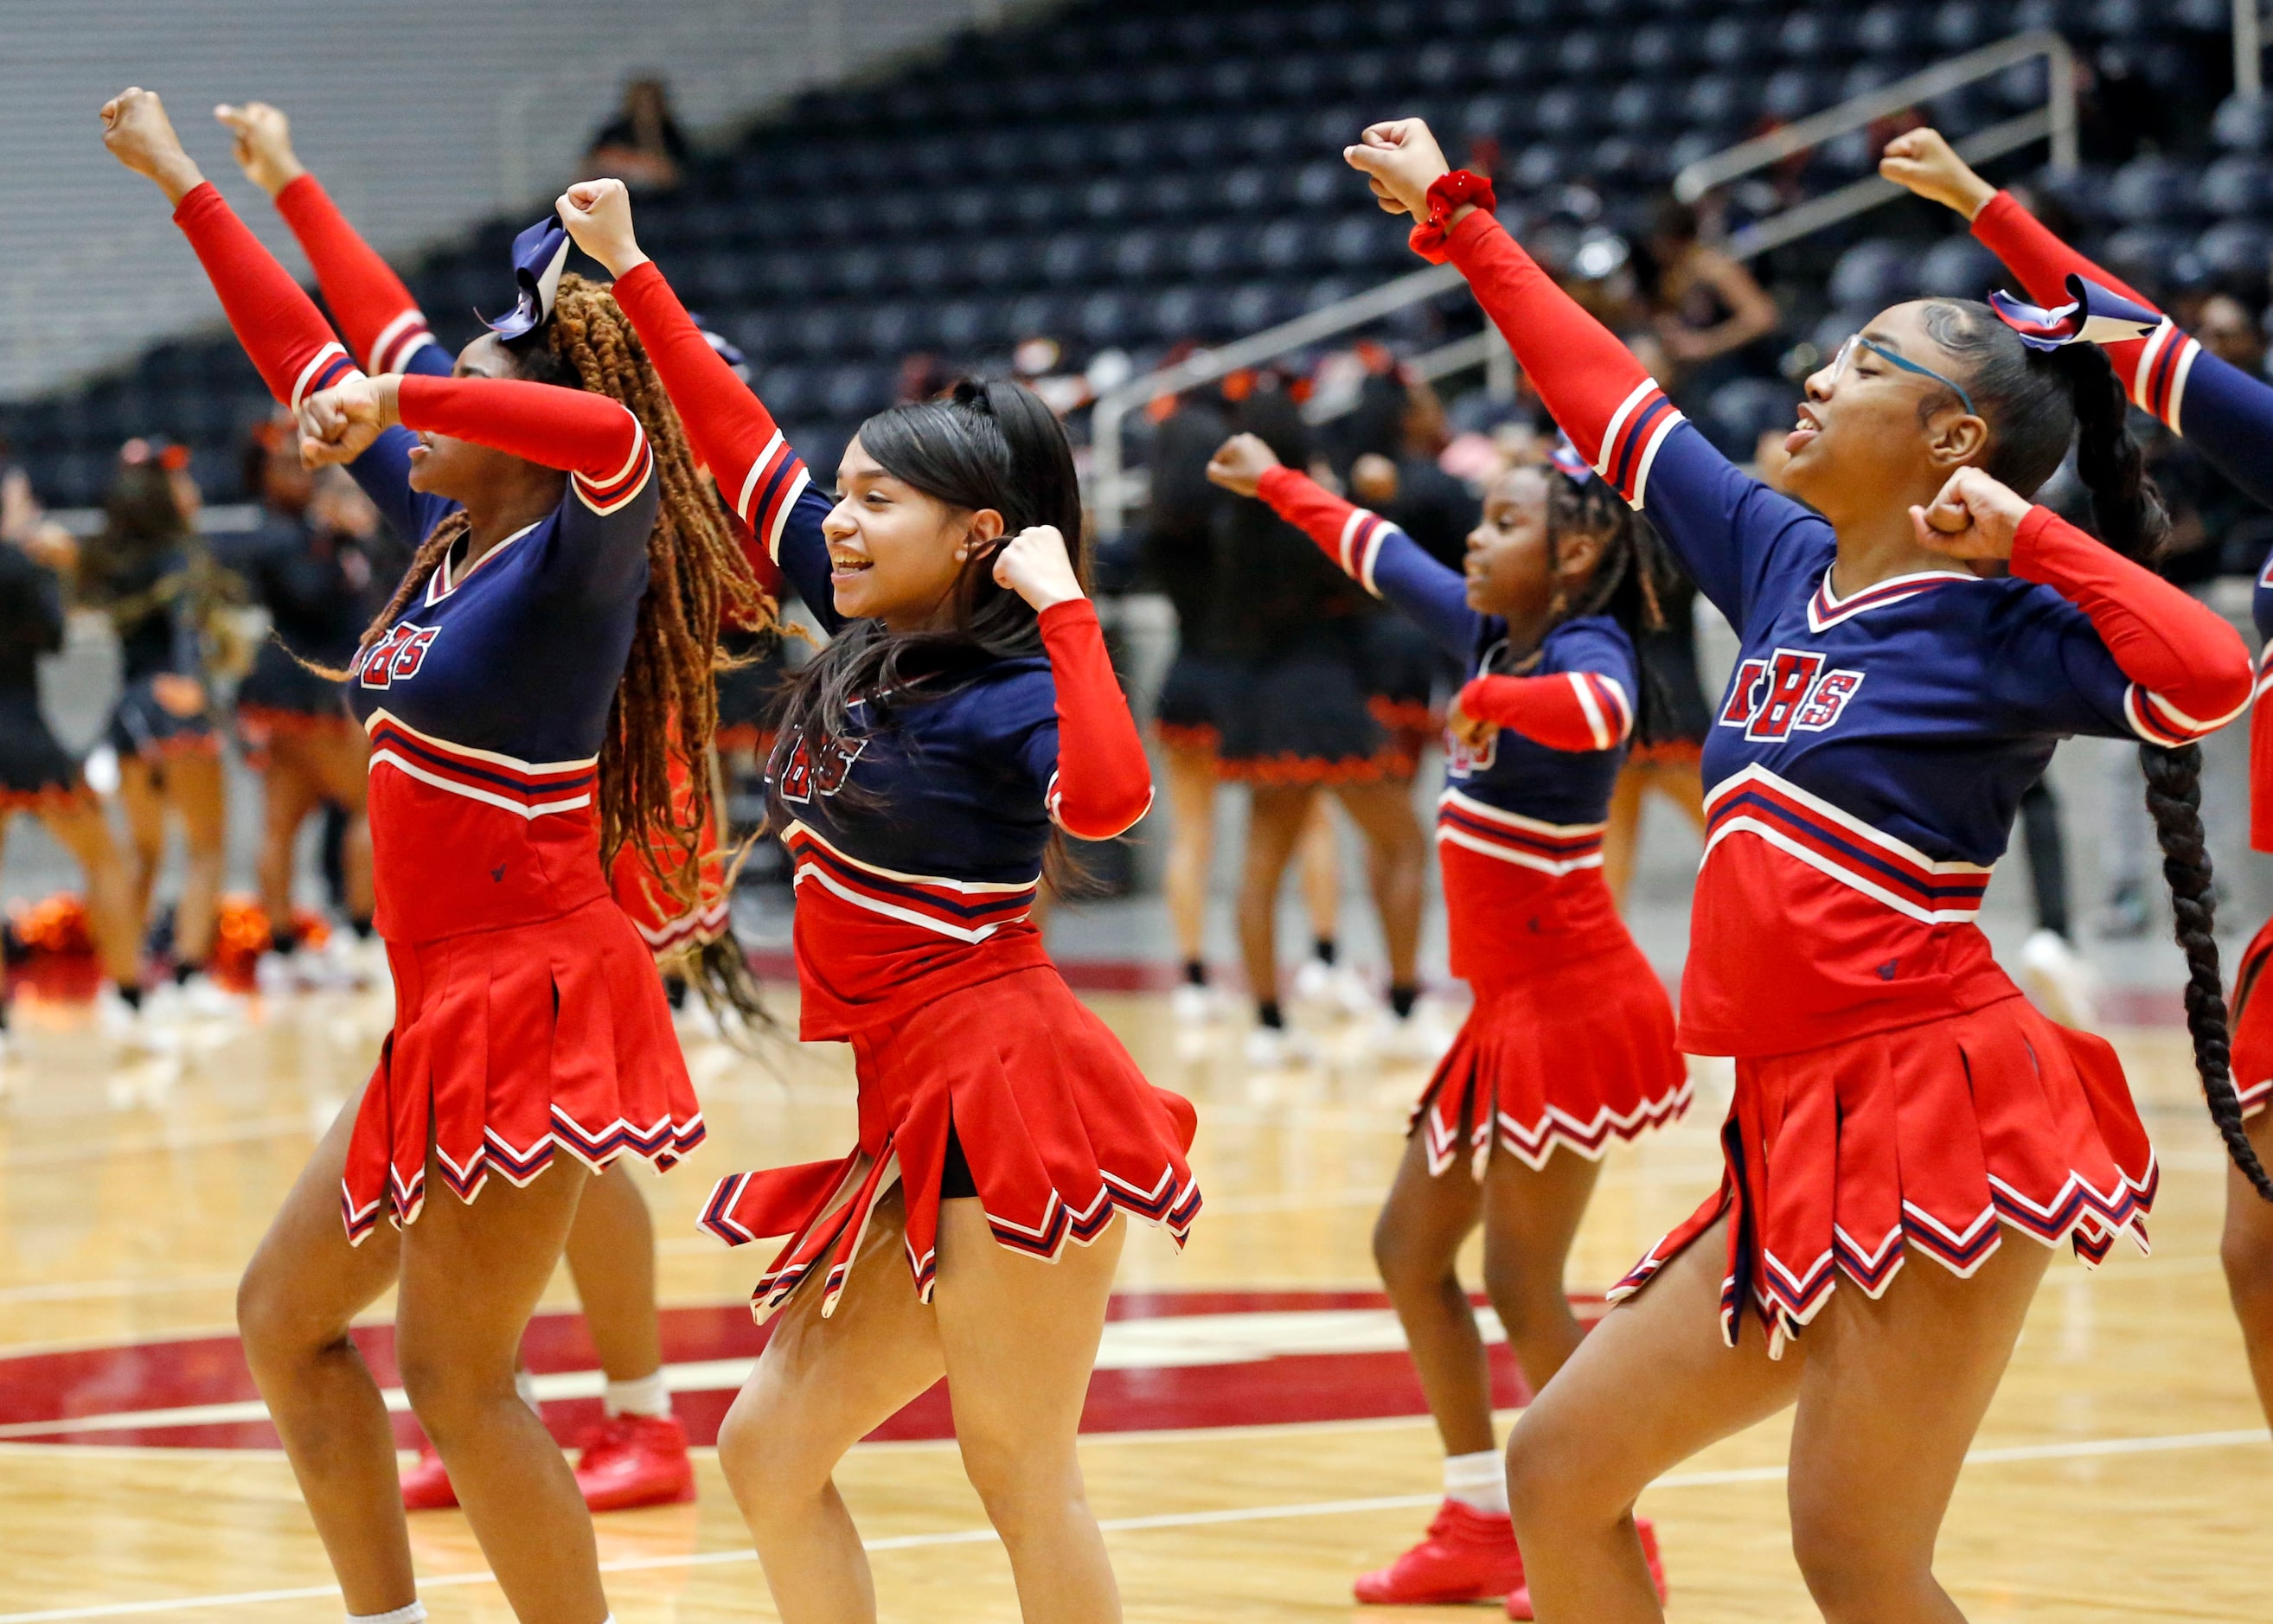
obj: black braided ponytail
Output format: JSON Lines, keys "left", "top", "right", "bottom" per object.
{"left": 1539, "top": 467, "right": 1680, "bottom": 743}
{"left": 1923, "top": 298, "right": 2273, "bottom": 1200}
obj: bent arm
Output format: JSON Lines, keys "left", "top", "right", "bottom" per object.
{"left": 272, "top": 175, "right": 446, "bottom": 376}
{"left": 1458, "top": 669, "right": 1633, "bottom": 752}
{"left": 394, "top": 375, "right": 650, "bottom": 506}
{"left": 1254, "top": 464, "right": 1480, "bottom": 656}
{"left": 1036, "top": 599, "right": 1153, "bottom": 841}
{"left": 2011, "top": 506, "right": 2251, "bottom": 744}
{"left": 1441, "top": 209, "right": 1816, "bottom": 626}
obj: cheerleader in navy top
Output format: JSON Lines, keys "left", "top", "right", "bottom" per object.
{"left": 1210, "top": 432, "right": 1686, "bottom": 1607}
{"left": 1880, "top": 125, "right": 2273, "bottom": 1444}
{"left": 1345, "top": 117, "right": 2260, "bottom": 1615}
{"left": 105, "top": 85, "right": 753, "bottom": 1622}
{"left": 558, "top": 175, "right": 1192, "bottom": 1618}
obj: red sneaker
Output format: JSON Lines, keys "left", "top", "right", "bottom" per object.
{"left": 1354, "top": 1499, "right": 1526, "bottom": 1604}
{"left": 1504, "top": 1516, "right": 1664, "bottom": 1618}
{"left": 400, "top": 1442, "right": 458, "bottom": 1511}
{"left": 573, "top": 1412, "right": 697, "bottom": 1512}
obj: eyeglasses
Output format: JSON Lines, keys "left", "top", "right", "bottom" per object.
{"left": 1827, "top": 333, "right": 1977, "bottom": 418}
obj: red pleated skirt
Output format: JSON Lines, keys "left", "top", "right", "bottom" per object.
{"left": 1608, "top": 994, "right": 2155, "bottom": 1358}
{"left": 2231, "top": 913, "right": 2273, "bottom": 1119}
{"left": 340, "top": 897, "right": 701, "bottom": 1243}
{"left": 699, "top": 965, "right": 1201, "bottom": 1320}
{"left": 1413, "top": 938, "right": 1689, "bottom": 1179}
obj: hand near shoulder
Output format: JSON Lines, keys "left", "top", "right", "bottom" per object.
{"left": 1205, "top": 432, "right": 1283, "bottom": 499}
{"left": 1909, "top": 466, "right": 2031, "bottom": 561}
{"left": 993, "top": 525, "right": 1085, "bottom": 613}
{"left": 1879, "top": 128, "right": 1997, "bottom": 221}
{"left": 297, "top": 374, "right": 402, "bottom": 469}
{"left": 555, "top": 178, "right": 648, "bottom": 278}
{"left": 1445, "top": 694, "right": 1498, "bottom": 755}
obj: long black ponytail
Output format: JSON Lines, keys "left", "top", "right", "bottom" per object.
{"left": 1924, "top": 299, "right": 2273, "bottom": 1200}
{"left": 1533, "top": 465, "right": 1681, "bottom": 745}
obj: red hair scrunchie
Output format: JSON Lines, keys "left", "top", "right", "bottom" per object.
{"left": 1407, "top": 169, "right": 1498, "bottom": 265}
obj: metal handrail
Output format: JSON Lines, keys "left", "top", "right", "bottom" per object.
{"left": 1671, "top": 29, "right": 2076, "bottom": 203}
{"left": 1088, "top": 29, "right": 2080, "bottom": 539}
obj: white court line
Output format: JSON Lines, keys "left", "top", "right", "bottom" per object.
{"left": 0, "top": 1426, "right": 2262, "bottom": 1621}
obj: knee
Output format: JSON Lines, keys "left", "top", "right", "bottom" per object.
{"left": 1481, "top": 1256, "right": 1571, "bottom": 1347}
{"left": 1371, "top": 1209, "right": 1454, "bottom": 1298}
{"left": 956, "top": 1431, "right": 1079, "bottom": 1542}
{"left": 1503, "top": 1404, "right": 1584, "bottom": 1537}
{"left": 393, "top": 1339, "right": 511, "bottom": 1447}
{"left": 1789, "top": 1500, "right": 1919, "bottom": 1621}
{"left": 715, "top": 1385, "right": 827, "bottom": 1515}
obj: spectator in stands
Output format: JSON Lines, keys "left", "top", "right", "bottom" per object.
{"left": 586, "top": 76, "right": 689, "bottom": 192}
{"left": 1631, "top": 197, "right": 1780, "bottom": 406}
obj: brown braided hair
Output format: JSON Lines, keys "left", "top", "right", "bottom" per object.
{"left": 342, "top": 273, "right": 770, "bottom": 913}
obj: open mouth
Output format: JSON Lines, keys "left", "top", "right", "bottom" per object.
{"left": 829, "top": 553, "right": 874, "bottom": 578}
{"left": 1784, "top": 406, "right": 1822, "bottom": 455}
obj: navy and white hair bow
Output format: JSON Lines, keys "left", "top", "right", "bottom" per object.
{"left": 1988, "top": 274, "right": 2162, "bottom": 354}
{"left": 1548, "top": 434, "right": 1594, "bottom": 483}
{"left": 688, "top": 310, "right": 751, "bottom": 382}
{"left": 483, "top": 216, "right": 573, "bottom": 342}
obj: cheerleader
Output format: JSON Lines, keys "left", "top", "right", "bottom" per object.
{"left": 79, "top": 442, "right": 234, "bottom": 1007}
{"left": 1344, "top": 118, "right": 2261, "bottom": 1618}
{"left": 0, "top": 515, "right": 149, "bottom": 1054}
{"left": 557, "top": 176, "right": 1194, "bottom": 1623}
{"left": 1880, "top": 125, "right": 2273, "bottom": 1440}
{"left": 104, "top": 86, "right": 752, "bottom": 1621}
{"left": 1207, "top": 431, "right": 1688, "bottom": 1607}
{"left": 224, "top": 419, "right": 385, "bottom": 977}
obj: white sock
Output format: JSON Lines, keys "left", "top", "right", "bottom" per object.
{"left": 604, "top": 1371, "right": 671, "bottom": 1419}
{"left": 1444, "top": 1448, "right": 1508, "bottom": 1515}
{"left": 514, "top": 1368, "right": 541, "bottom": 1416}
{"left": 347, "top": 1604, "right": 426, "bottom": 1624}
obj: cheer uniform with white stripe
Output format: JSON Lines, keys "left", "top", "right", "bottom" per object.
{"left": 171, "top": 182, "right": 697, "bottom": 1239}
{"left": 1431, "top": 195, "right": 2254, "bottom": 1350}
{"left": 1966, "top": 193, "right": 2273, "bottom": 1117}
{"left": 608, "top": 259, "right": 1199, "bottom": 1317}
{"left": 1258, "top": 464, "right": 1687, "bottom": 1173}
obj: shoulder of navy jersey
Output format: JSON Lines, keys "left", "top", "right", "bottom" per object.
{"left": 1627, "top": 421, "right": 1834, "bottom": 635}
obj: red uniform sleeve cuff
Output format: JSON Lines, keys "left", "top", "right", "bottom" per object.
{"left": 1037, "top": 596, "right": 1098, "bottom": 635}
{"left": 170, "top": 179, "right": 223, "bottom": 227}
{"left": 2005, "top": 504, "right": 2073, "bottom": 584}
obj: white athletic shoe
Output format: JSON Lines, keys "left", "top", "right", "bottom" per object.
{"left": 1169, "top": 981, "right": 1225, "bottom": 1026}
{"left": 1293, "top": 958, "right": 1377, "bottom": 1020}
{"left": 1243, "top": 1022, "right": 1316, "bottom": 1071}
{"left": 1369, "top": 1006, "right": 1452, "bottom": 1065}
{"left": 2018, "top": 929, "right": 2101, "bottom": 1030}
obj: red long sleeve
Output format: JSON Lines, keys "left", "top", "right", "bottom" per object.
{"left": 1970, "top": 191, "right": 2182, "bottom": 420}
{"left": 610, "top": 260, "right": 810, "bottom": 558}
{"left": 1457, "top": 670, "right": 1634, "bottom": 752}
{"left": 273, "top": 174, "right": 439, "bottom": 375}
{"left": 1442, "top": 209, "right": 1676, "bottom": 507}
{"left": 2009, "top": 505, "right": 2251, "bottom": 740}
{"left": 1258, "top": 464, "right": 1367, "bottom": 573}
{"left": 395, "top": 374, "right": 650, "bottom": 514}
{"left": 1036, "top": 598, "right": 1152, "bottom": 840}
{"left": 171, "top": 182, "right": 358, "bottom": 410}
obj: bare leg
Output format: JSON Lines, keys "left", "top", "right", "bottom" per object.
{"left": 115, "top": 758, "right": 167, "bottom": 930}
{"left": 717, "top": 1186, "right": 948, "bottom": 1624}
{"left": 255, "top": 749, "right": 321, "bottom": 938}
{"left": 562, "top": 1160, "right": 662, "bottom": 1384}
{"left": 1372, "top": 1130, "right": 1492, "bottom": 1455}
{"left": 1600, "top": 765, "right": 1646, "bottom": 911}
{"left": 1478, "top": 1145, "right": 1603, "bottom": 1392}
{"left": 2220, "top": 1108, "right": 2273, "bottom": 1426}
{"left": 235, "top": 1089, "right": 413, "bottom": 1614}
{"left": 1159, "top": 739, "right": 1217, "bottom": 968}
{"left": 37, "top": 798, "right": 143, "bottom": 988}
{"left": 934, "top": 1200, "right": 1127, "bottom": 1623}
{"left": 1508, "top": 1218, "right": 1802, "bottom": 1621}
{"left": 1329, "top": 777, "right": 1426, "bottom": 991}
{"left": 163, "top": 749, "right": 226, "bottom": 967}
{"left": 1783, "top": 1233, "right": 2051, "bottom": 1622}
{"left": 295, "top": 727, "right": 375, "bottom": 922}
{"left": 1297, "top": 794, "right": 1341, "bottom": 948}
{"left": 1237, "top": 785, "right": 1314, "bottom": 1012}
{"left": 394, "top": 1154, "right": 603, "bottom": 1622}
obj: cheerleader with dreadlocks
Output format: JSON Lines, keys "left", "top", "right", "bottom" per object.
{"left": 559, "top": 176, "right": 1194, "bottom": 1624}
{"left": 1346, "top": 117, "right": 2260, "bottom": 1618}
{"left": 212, "top": 97, "right": 720, "bottom": 1515}
{"left": 1207, "top": 429, "right": 1689, "bottom": 1608}
{"left": 1881, "top": 123, "right": 2273, "bottom": 1461}
{"left": 103, "top": 88, "right": 758, "bottom": 1624}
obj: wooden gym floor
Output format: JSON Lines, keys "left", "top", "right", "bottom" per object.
{"left": 0, "top": 983, "right": 2268, "bottom": 1622}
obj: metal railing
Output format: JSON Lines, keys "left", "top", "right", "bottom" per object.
{"left": 1087, "top": 29, "right": 2079, "bottom": 538}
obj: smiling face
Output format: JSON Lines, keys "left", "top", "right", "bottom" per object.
{"left": 405, "top": 334, "right": 533, "bottom": 502}
{"left": 823, "top": 437, "right": 1002, "bottom": 630}
{"left": 1463, "top": 464, "right": 1602, "bottom": 639}
{"left": 1783, "top": 301, "right": 1986, "bottom": 522}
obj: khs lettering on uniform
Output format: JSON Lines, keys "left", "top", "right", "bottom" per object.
{"left": 775, "top": 734, "right": 865, "bottom": 804}
{"left": 1446, "top": 728, "right": 1500, "bottom": 777}
{"left": 1717, "top": 648, "right": 1864, "bottom": 741}
{"left": 355, "top": 623, "right": 439, "bottom": 689}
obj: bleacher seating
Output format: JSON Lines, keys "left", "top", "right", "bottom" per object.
{"left": 2, "top": 0, "right": 2250, "bottom": 507}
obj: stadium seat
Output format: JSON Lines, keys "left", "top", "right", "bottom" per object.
{"left": 1915, "top": 235, "right": 2002, "bottom": 298}
{"left": 1828, "top": 240, "right": 1924, "bottom": 309}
